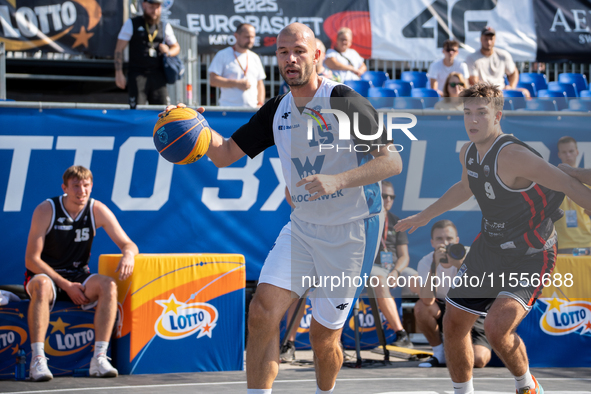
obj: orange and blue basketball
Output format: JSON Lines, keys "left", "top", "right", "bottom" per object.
{"left": 153, "top": 107, "right": 212, "bottom": 164}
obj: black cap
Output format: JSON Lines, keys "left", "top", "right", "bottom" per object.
{"left": 481, "top": 26, "right": 496, "bottom": 36}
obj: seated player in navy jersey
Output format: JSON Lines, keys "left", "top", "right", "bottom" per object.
{"left": 163, "top": 22, "right": 403, "bottom": 394}
{"left": 24, "top": 166, "right": 138, "bottom": 381}
{"left": 395, "top": 82, "right": 591, "bottom": 394}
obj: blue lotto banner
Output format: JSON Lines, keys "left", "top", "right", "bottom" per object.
{"left": 0, "top": 301, "right": 98, "bottom": 378}
{"left": 1, "top": 108, "right": 591, "bottom": 286}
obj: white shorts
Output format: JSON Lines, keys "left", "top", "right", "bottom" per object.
{"left": 259, "top": 215, "right": 382, "bottom": 330}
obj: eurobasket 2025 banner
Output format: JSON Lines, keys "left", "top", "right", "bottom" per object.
{"left": 0, "top": 0, "right": 123, "bottom": 56}
{"left": 165, "top": 0, "right": 371, "bottom": 58}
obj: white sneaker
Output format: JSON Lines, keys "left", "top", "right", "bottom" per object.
{"left": 89, "top": 354, "right": 118, "bottom": 378}
{"left": 29, "top": 355, "right": 53, "bottom": 381}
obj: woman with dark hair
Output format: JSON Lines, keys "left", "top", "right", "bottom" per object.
{"left": 434, "top": 72, "right": 467, "bottom": 110}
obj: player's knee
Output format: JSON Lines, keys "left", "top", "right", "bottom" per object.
{"left": 29, "top": 277, "right": 52, "bottom": 300}
{"left": 247, "top": 296, "right": 280, "bottom": 332}
{"left": 98, "top": 276, "right": 117, "bottom": 298}
{"left": 473, "top": 349, "right": 491, "bottom": 368}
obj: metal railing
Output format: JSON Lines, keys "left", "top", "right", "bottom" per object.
{"left": 197, "top": 55, "right": 591, "bottom": 106}
{"left": 169, "top": 25, "right": 198, "bottom": 107}
{"left": 0, "top": 42, "right": 5, "bottom": 100}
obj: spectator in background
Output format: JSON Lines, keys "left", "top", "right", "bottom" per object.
{"left": 114, "top": 0, "right": 180, "bottom": 109}
{"left": 370, "top": 181, "right": 415, "bottom": 348}
{"left": 427, "top": 40, "right": 470, "bottom": 95}
{"left": 434, "top": 72, "right": 467, "bottom": 111}
{"left": 555, "top": 136, "right": 591, "bottom": 254}
{"left": 324, "top": 27, "right": 366, "bottom": 82}
{"left": 465, "top": 26, "right": 530, "bottom": 98}
{"left": 208, "top": 23, "right": 266, "bottom": 108}
{"left": 413, "top": 220, "right": 491, "bottom": 368}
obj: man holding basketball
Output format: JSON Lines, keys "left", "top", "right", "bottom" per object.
{"left": 395, "top": 83, "right": 591, "bottom": 394}
{"left": 165, "top": 22, "right": 402, "bottom": 394}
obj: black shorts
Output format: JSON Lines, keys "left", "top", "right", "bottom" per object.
{"left": 446, "top": 234, "right": 556, "bottom": 316}
{"left": 25, "top": 267, "right": 94, "bottom": 303}
{"left": 434, "top": 298, "right": 491, "bottom": 349}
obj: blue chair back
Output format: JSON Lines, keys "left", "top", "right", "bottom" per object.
{"left": 558, "top": 73, "right": 588, "bottom": 96}
{"left": 411, "top": 88, "right": 440, "bottom": 108}
{"left": 537, "top": 89, "right": 568, "bottom": 110}
{"left": 361, "top": 71, "right": 389, "bottom": 88}
{"left": 524, "top": 99, "right": 557, "bottom": 111}
{"left": 400, "top": 71, "right": 428, "bottom": 88}
{"left": 503, "top": 100, "right": 514, "bottom": 111}
{"left": 393, "top": 97, "right": 424, "bottom": 110}
{"left": 520, "top": 73, "right": 548, "bottom": 91}
{"left": 384, "top": 80, "right": 412, "bottom": 97}
{"left": 368, "top": 88, "right": 396, "bottom": 109}
{"left": 503, "top": 90, "right": 526, "bottom": 98}
{"left": 548, "top": 81, "right": 578, "bottom": 98}
{"left": 517, "top": 82, "right": 537, "bottom": 97}
{"left": 579, "top": 90, "right": 591, "bottom": 100}
{"left": 510, "top": 97, "right": 527, "bottom": 110}
{"left": 343, "top": 80, "right": 372, "bottom": 97}
{"left": 567, "top": 99, "right": 591, "bottom": 112}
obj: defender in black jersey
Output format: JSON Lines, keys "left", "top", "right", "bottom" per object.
{"left": 24, "top": 166, "right": 138, "bottom": 381}
{"left": 395, "top": 83, "right": 591, "bottom": 394}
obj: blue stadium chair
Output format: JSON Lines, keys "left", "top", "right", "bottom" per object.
{"left": 548, "top": 81, "right": 578, "bottom": 98}
{"left": 517, "top": 82, "right": 537, "bottom": 97}
{"left": 567, "top": 99, "right": 591, "bottom": 112}
{"left": 502, "top": 90, "right": 526, "bottom": 109}
{"left": 368, "top": 87, "right": 396, "bottom": 109}
{"left": 393, "top": 97, "right": 424, "bottom": 110}
{"left": 579, "top": 90, "right": 591, "bottom": 100}
{"left": 558, "top": 73, "right": 588, "bottom": 96}
{"left": 524, "top": 99, "right": 557, "bottom": 111}
{"left": 343, "top": 80, "right": 372, "bottom": 97}
{"left": 401, "top": 71, "right": 429, "bottom": 88}
{"left": 537, "top": 89, "right": 568, "bottom": 109}
{"left": 411, "top": 88, "right": 440, "bottom": 108}
{"left": 520, "top": 73, "right": 548, "bottom": 91}
{"left": 503, "top": 100, "right": 514, "bottom": 111}
{"left": 361, "top": 71, "right": 389, "bottom": 88}
{"left": 503, "top": 90, "right": 525, "bottom": 98}
{"left": 384, "top": 80, "right": 412, "bottom": 97}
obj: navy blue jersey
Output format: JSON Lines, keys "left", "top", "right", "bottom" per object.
{"left": 465, "top": 134, "right": 564, "bottom": 255}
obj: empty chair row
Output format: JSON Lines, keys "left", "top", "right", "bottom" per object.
{"left": 359, "top": 71, "right": 430, "bottom": 89}
{"left": 344, "top": 79, "right": 439, "bottom": 99}
{"left": 519, "top": 72, "right": 589, "bottom": 97}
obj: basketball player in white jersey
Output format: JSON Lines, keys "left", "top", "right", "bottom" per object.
{"left": 163, "top": 23, "right": 403, "bottom": 394}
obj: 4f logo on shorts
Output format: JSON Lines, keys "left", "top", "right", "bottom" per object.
{"left": 335, "top": 303, "right": 349, "bottom": 310}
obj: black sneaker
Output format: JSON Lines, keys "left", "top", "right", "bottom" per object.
{"left": 418, "top": 356, "right": 446, "bottom": 368}
{"left": 279, "top": 340, "right": 295, "bottom": 363}
{"left": 391, "top": 331, "right": 414, "bottom": 348}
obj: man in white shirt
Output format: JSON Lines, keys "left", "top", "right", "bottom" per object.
{"left": 465, "top": 26, "right": 529, "bottom": 97}
{"left": 413, "top": 220, "right": 491, "bottom": 368}
{"left": 208, "top": 23, "right": 266, "bottom": 108}
{"left": 324, "top": 27, "right": 366, "bottom": 82}
{"left": 427, "top": 39, "right": 470, "bottom": 94}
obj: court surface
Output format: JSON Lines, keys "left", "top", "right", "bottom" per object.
{"left": 2, "top": 349, "right": 590, "bottom": 394}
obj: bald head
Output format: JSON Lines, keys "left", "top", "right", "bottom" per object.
{"left": 277, "top": 23, "right": 317, "bottom": 52}
{"left": 276, "top": 23, "right": 320, "bottom": 89}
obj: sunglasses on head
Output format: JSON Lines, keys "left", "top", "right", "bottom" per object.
{"left": 449, "top": 82, "right": 465, "bottom": 88}
{"left": 445, "top": 48, "right": 458, "bottom": 53}
{"left": 382, "top": 194, "right": 395, "bottom": 201}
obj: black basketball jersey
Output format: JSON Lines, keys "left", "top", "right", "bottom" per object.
{"left": 129, "top": 16, "right": 164, "bottom": 72}
{"left": 465, "top": 134, "right": 564, "bottom": 255}
{"left": 39, "top": 195, "right": 96, "bottom": 272}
